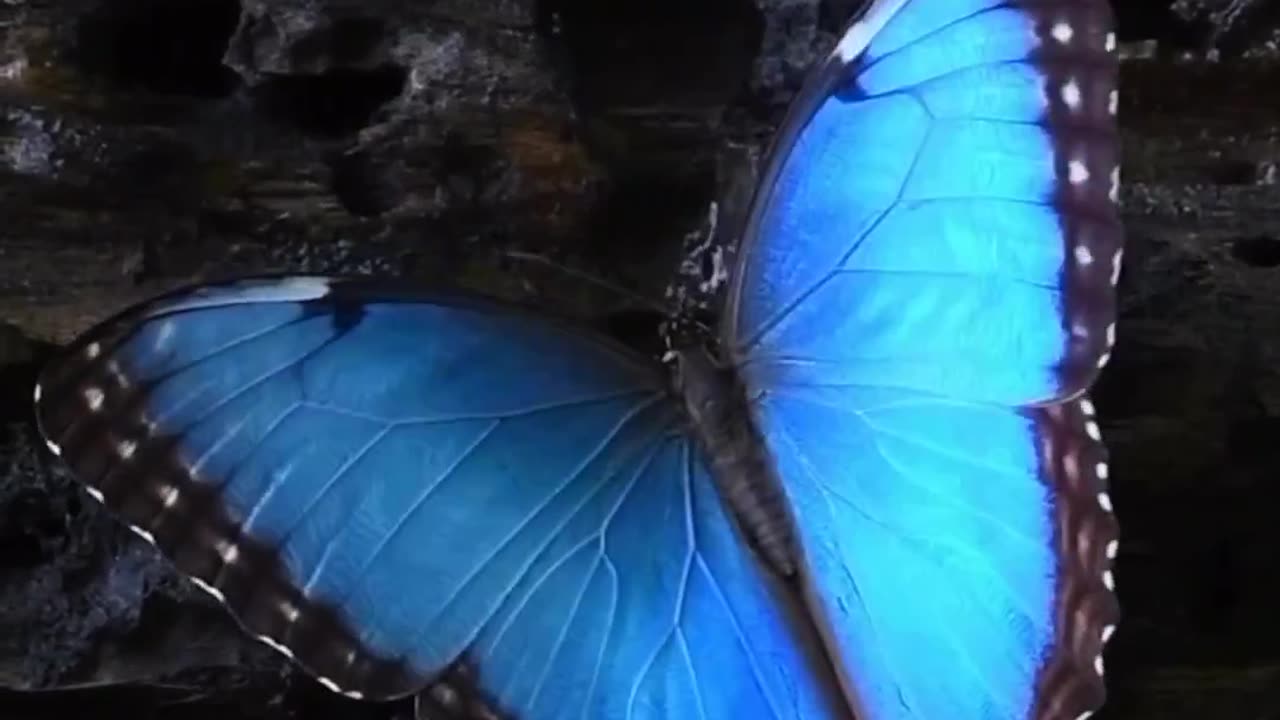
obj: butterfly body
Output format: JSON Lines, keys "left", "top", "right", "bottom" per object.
{"left": 672, "top": 346, "right": 799, "bottom": 577}
{"left": 35, "top": 1, "right": 1122, "bottom": 718}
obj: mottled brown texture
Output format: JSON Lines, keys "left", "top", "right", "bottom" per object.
{"left": 1031, "top": 397, "right": 1120, "bottom": 720}
{"left": 1035, "top": 2, "right": 1126, "bottom": 399}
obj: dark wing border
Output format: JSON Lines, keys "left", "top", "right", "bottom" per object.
{"left": 1030, "top": 396, "right": 1120, "bottom": 720}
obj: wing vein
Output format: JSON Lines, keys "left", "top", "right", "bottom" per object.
{"left": 304, "top": 388, "right": 654, "bottom": 425}
{"left": 425, "top": 396, "right": 659, "bottom": 653}
{"left": 739, "top": 120, "right": 932, "bottom": 354}
{"left": 774, "top": 424, "right": 917, "bottom": 717}
{"left": 333, "top": 418, "right": 502, "bottom": 609}
{"left": 855, "top": 5, "right": 1006, "bottom": 80}
{"left": 295, "top": 424, "right": 395, "bottom": 593}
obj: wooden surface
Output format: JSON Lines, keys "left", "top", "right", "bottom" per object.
{"left": 2, "top": 0, "right": 1280, "bottom": 717}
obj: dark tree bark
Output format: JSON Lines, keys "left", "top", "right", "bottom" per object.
{"left": 1, "top": 0, "right": 1279, "bottom": 718}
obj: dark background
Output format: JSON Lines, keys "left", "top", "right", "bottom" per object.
{"left": 2, "top": 0, "right": 1279, "bottom": 717}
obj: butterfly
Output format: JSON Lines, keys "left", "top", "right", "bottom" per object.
{"left": 33, "top": 1, "right": 1123, "bottom": 718}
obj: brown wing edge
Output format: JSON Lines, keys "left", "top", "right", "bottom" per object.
{"left": 1034, "top": 2, "right": 1126, "bottom": 399}
{"left": 1030, "top": 396, "right": 1121, "bottom": 720}
{"left": 416, "top": 661, "right": 512, "bottom": 720}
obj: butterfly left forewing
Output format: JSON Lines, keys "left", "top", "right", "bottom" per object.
{"left": 36, "top": 276, "right": 849, "bottom": 719}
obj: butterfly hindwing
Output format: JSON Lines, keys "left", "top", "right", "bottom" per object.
{"left": 727, "top": 0, "right": 1122, "bottom": 406}
{"left": 755, "top": 388, "right": 1118, "bottom": 719}
{"left": 35, "top": 277, "right": 845, "bottom": 719}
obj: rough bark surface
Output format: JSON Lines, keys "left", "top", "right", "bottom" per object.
{"left": 2, "top": 0, "right": 1279, "bottom": 718}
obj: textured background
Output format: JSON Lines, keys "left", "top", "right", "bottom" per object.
{"left": 2, "top": 0, "right": 1279, "bottom": 718}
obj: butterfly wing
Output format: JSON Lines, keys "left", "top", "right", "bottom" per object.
{"left": 726, "top": 0, "right": 1122, "bottom": 406}
{"left": 724, "top": 1, "right": 1123, "bottom": 719}
{"left": 756, "top": 388, "right": 1118, "bottom": 719}
{"left": 35, "top": 277, "right": 845, "bottom": 719}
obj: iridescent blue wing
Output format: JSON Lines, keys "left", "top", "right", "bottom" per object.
{"left": 724, "top": 2, "right": 1123, "bottom": 719}
{"left": 757, "top": 389, "right": 1118, "bottom": 719}
{"left": 726, "top": 0, "right": 1122, "bottom": 406}
{"left": 35, "top": 277, "right": 846, "bottom": 720}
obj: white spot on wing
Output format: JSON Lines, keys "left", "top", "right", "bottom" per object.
{"left": 130, "top": 525, "right": 156, "bottom": 545}
{"left": 190, "top": 576, "right": 226, "bottom": 603}
{"left": 1079, "top": 399, "right": 1097, "bottom": 417}
{"left": 1096, "top": 462, "right": 1109, "bottom": 481}
{"left": 1074, "top": 712, "right": 1094, "bottom": 720}
{"left": 85, "top": 486, "right": 104, "bottom": 503}
{"left": 84, "top": 386, "right": 104, "bottom": 411}
{"left": 117, "top": 439, "right": 137, "bottom": 460}
{"left": 832, "top": 0, "right": 909, "bottom": 62}
{"left": 1109, "top": 166, "right": 1121, "bottom": 203}
{"left": 1106, "top": 539, "right": 1119, "bottom": 559}
{"left": 86, "top": 342, "right": 101, "bottom": 359}
{"left": 160, "top": 484, "right": 180, "bottom": 508}
{"left": 1061, "top": 80, "right": 1082, "bottom": 110}
{"left": 1074, "top": 245, "right": 1094, "bottom": 266}
{"left": 1063, "top": 452, "right": 1080, "bottom": 481}
{"left": 1051, "top": 22, "right": 1074, "bottom": 44}
{"left": 317, "top": 676, "right": 342, "bottom": 694}
{"left": 1069, "top": 159, "right": 1090, "bottom": 184}
{"left": 215, "top": 539, "right": 239, "bottom": 565}
{"left": 1103, "top": 570, "right": 1115, "bottom": 590}
{"left": 45, "top": 439, "right": 62, "bottom": 457}
{"left": 1106, "top": 32, "right": 1117, "bottom": 52}
{"left": 835, "top": 24, "right": 873, "bottom": 62}
{"left": 33, "top": 383, "right": 41, "bottom": 404}
{"left": 1110, "top": 249, "right": 1124, "bottom": 286}
{"left": 1098, "top": 492, "right": 1114, "bottom": 512}
{"left": 1084, "top": 420, "right": 1102, "bottom": 441}
{"left": 1102, "top": 624, "right": 1117, "bottom": 643}
{"left": 1094, "top": 654, "right": 1105, "bottom": 675}
{"left": 257, "top": 634, "right": 295, "bottom": 659}
{"left": 1109, "top": 89, "right": 1119, "bottom": 116}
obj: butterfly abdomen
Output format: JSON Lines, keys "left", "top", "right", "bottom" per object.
{"left": 674, "top": 347, "right": 798, "bottom": 577}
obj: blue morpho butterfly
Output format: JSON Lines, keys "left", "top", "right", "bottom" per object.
{"left": 33, "top": 1, "right": 1123, "bottom": 718}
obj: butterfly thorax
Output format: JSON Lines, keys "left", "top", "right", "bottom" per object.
{"left": 672, "top": 346, "right": 797, "bottom": 577}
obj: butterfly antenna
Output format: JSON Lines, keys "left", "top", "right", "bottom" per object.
{"left": 502, "top": 250, "right": 675, "bottom": 317}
